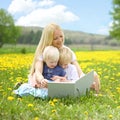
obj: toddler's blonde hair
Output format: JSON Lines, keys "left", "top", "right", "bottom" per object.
{"left": 43, "top": 46, "right": 59, "bottom": 62}
{"left": 59, "top": 47, "right": 72, "bottom": 65}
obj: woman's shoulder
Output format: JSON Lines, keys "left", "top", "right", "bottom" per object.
{"left": 63, "top": 45, "right": 73, "bottom": 52}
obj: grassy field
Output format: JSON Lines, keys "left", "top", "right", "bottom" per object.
{"left": 0, "top": 46, "right": 120, "bottom": 120}
{"left": 0, "top": 44, "right": 120, "bottom": 54}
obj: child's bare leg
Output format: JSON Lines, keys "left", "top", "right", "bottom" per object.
{"left": 91, "top": 71, "right": 100, "bottom": 94}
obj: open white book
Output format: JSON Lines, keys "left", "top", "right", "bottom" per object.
{"left": 48, "top": 70, "right": 94, "bottom": 98}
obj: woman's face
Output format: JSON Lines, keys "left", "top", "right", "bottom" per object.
{"left": 52, "top": 29, "right": 64, "bottom": 49}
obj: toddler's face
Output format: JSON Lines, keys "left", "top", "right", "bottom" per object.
{"left": 60, "top": 62, "right": 69, "bottom": 69}
{"left": 46, "top": 59, "right": 58, "bottom": 68}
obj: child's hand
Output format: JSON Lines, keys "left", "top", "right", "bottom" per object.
{"left": 60, "top": 77, "right": 67, "bottom": 82}
{"left": 40, "top": 79, "right": 48, "bottom": 88}
{"left": 51, "top": 76, "right": 68, "bottom": 82}
{"left": 51, "top": 76, "right": 60, "bottom": 81}
{"left": 35, "top": 79, "right": 48, "bottom": 88}
{"left": 35, "top": 83, "right": 41, "bottom": 88}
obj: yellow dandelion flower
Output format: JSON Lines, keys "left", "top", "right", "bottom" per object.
{"left": 28, "top": 103, "right": 34, "bottom": 107}
{"left": 110, "top": 94, "right": 114, "bottom": 97}
{"left": 104, "top": 76, "right": 109, "bottom": 79}
{"left": 7, "top": 96, "right": 14, "bottom": 101}
{"left": 117, "top": 106, "right": 120, "bottom": 109}
{"left": 116, "top": 87, "right": 120, "bottom": 93}
{"left": 98, "top": 93, "right": 103, "bottom": 97}
{"left": 49, "top": 101, "right": 55, "bottom": 106}
{"left": 117, "top": 72, "right": 120, "bottom": 77}
{"left": 105, "top": 89, "right": 109, "bottom": 92}
{"left": 17, "top": 97, "right": 22, "bottom": 101}
{"left": 108, "top": 114, "right": 113, "bottom": 119}
{"left": 84, "top": 111, "right": 88, "bottom": 115}
{"left": 51, "top": 102, "right": 55, "bottom": 106}
{"left": 53, "top": 98, "right": 58, "bottom": 103}
{"left": 52, "top": 109, "right": 56, "bottom": 113}
{"left": 8, "top": 88, "right": 12, "bottom": 91}
{"left": 34, "top": 117, "right": 39, "bottom": 120}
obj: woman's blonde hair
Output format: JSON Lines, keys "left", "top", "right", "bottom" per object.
{"left": 30, "top": 23, "right": 64, "bottom": 75}
{"left": 43, "top": 46, "right": 59, "bottom": 62}
{"left": 59, "top": 47, "right": 72, "bottom": 65}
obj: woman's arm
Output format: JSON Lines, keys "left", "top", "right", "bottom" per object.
{"left": 35, "top": 60, "right": 48, "bottom": 87}
{"left": 35, "top": 60, "right": 44, "bottom": 82}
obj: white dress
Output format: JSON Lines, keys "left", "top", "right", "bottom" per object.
{"left": 65, "top": 64, "right": 79, "bottom": 81}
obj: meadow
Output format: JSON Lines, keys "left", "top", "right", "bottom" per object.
{"left": 0, "top": 47, "right": 120, "bottom": 120}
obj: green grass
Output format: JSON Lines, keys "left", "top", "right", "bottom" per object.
{"left": 0, "top": 44, "right": 37, "bottom": 54}
{"left": 1, "top": 65, "right": 120, "bottom": 120}
{"left": 0, "top": 45, "right": 120, "bottom": 120}
{"left": 0, "top": 44, "right": 119, "bottom": 54}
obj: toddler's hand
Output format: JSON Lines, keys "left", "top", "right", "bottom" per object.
{"left": 40, "top": 79, "right": 48, "bottom": 88}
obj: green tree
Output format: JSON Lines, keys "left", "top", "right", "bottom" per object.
{"left": 110, "top": 0, "right": 120, "bottom": 41}
{"left": 0, "top": 9, "right": 21, "bottom": 47}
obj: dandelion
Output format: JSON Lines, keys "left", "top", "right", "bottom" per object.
{"left": 28, "top": 103, "right": 34, "bottom": 107}
{"left": 104, "top": 76, "right": 109, "bottom": 79}
{"left": 116, "top": 87, "right": 120, "bottom": 93}
{"left": 110, "top": 94, "right": 114, "bottom": 97}
{"left": 8, "top": 88, "right": 12, "bottom": 91}
{"left": 98, "top": 93, "right": 103, "bottom": 97}
{"left": 117, "top": 106, "right": 120, "bottom": 109}
{"left": 105, "top": 89, "right": 109, "bottom": 92}
{"left": 53, "top": 98, "right": 58, "bottom": 103}
{"left": 49, "top": 101, "right": 55, "bottom": 106}
{"left": 117, "top": 72, "right": 120, "bottom": 77}
{"left": 7, "top": 96, "right": 14, "bottom": 101}
{"left": 17, "top": 97, "right": 22, "bottom": 101}
{"left": 34, "top": 117, "right": 39, "bottom": 120}
{"left": 52, "top": 109, "right": 56, "bottom": 113}
{"left": 84, "top": 111, "right": 88, "bottom": 115}
{"left": 16, "top": 77, "right": 23, "bottom": 82}
{"left": 108, "top": 114, "right": 113, "bottom": 119}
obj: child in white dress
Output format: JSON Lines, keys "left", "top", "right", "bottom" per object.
{"left": 51, "top": 47, "right": 84, "bottom": 82}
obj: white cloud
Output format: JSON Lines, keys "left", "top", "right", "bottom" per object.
{"left": 8, "top": 0, "right": 37, "bottom": 14}
{"left": 15, "top": 5, "right": 79, "bottom": 27}
{"left": 8, "top": 0, "right": 79, "bottom": 27}
{"left": 8, "top": 0, "right": 55, "bottom": 14}
{"left": 38, "top": 0, "right": 55, "bottom": 7}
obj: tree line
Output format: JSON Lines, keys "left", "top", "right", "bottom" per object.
{"left": 18, "top": 30, "right": 42, "bottom": 44}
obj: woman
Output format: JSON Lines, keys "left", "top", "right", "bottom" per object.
{"left": 29, "top": 23, "right": 100, "bottom": 93}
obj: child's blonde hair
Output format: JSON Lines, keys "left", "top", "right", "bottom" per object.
{"left": 59, "top": 47, "right": 72, "bottom": 65}
{"left": 43, "top": 46, "right": 59, "bottom": 62}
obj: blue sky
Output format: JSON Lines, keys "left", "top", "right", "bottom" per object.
{"left": 0, "top": 0, "right": 113, "bottom": 35}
